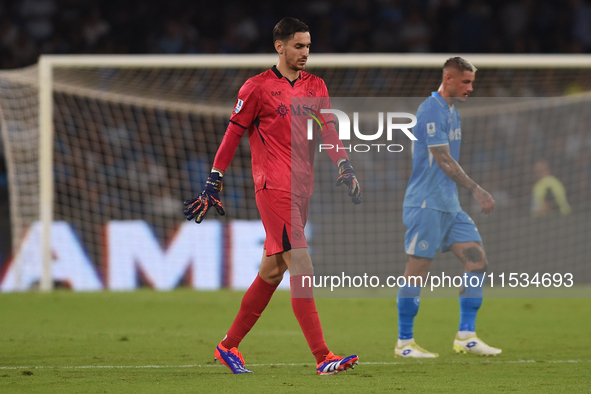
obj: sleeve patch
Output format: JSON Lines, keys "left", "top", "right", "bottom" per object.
{"left": 427, "top": 122, "right": 436, "bottom": 136}
{"left": 234, "top": 99, "right": 244, "bottom": 114}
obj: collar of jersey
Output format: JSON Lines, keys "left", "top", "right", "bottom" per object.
{"left": 431, "top": 91, "right": 454, "bottom": 110}
{"left": 272, "top": 65, "right": 299, "bottom": 86}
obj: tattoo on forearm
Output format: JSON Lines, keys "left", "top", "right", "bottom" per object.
{"left": 431, "top": 146, "right": 475, "bottom": 191}
{"left": 442, "top": 159, "right": 468, "bottom": 186}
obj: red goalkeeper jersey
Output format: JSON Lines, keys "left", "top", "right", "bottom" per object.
{"left": 213, "top": 66, "right": 346, "bottom": 197}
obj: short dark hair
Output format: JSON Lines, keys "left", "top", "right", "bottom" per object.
{"left": 273, "top": 17, "right": 309, "bottom": 43}
{"left": 443, "top": 57, "right": 477, "bottom": 74}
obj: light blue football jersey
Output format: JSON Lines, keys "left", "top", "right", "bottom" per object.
{"left": 403, "top": 92, "right": 462, "bottom": 213}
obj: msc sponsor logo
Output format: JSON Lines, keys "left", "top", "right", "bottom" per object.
{"left": 276, "top": 103, "right": 289, "bottom": 118}
{"left": 291, "top": 104, "right": 319, "bottom": 116}
{"left": 449, "top": 128, "right": 461, "bottom": 141}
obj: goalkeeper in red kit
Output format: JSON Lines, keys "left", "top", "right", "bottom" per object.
{"left": 183, "top": 17, "right": 361, "bottom": 375}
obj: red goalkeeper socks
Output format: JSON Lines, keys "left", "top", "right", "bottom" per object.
{"left": 290, "top": 275, "right": 331, "bottom": 364}
{"left": 222, "top": 274, "right": 278, "bottom": 349}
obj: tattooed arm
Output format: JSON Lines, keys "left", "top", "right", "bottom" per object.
{"left": 429, "top": 144, "right": 495, "bottom": 214}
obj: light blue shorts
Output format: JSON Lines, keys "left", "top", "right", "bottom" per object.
{"left": 403, "top": 207, "right": 482, "bottom": 259}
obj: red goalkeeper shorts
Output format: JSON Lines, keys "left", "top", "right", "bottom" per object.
{"left": 255, "top": 189, "right": 309, "bottom": 256}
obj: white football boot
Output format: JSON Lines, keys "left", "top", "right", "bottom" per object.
{"left": 453, "top": 334, "right": 502, "bottom": 356}
{"left": 395, "top": 340, "right": 439, "bottom": 358}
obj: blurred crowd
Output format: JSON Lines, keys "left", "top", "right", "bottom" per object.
{"left": 2, "top": 0, "right": 591, "bottom": 69}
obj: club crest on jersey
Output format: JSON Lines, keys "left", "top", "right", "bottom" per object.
{"left": 234, "top": 99, "right": 244, "bottom": 114}
{"left": 276, "top": 102, "right": 289, "bottom": 118}
{"left": 427, "top": 122, "right": 436, "bottom": 136}
{"left": 307, "top": 89, "right": 316, "bottom": 97}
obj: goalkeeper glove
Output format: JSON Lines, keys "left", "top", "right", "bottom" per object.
{"left": 336, "top": 159, "right": 361, "bottom": 204}
{"left": 184, "top": 172, "right": 225, "bottom": 223}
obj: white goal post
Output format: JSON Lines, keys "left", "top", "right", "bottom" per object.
{"left": 23, "top": 53, "right": 591, "bottom": 291}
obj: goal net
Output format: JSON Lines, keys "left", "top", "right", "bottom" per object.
{"left": 0, "top": 54, "right": 590, "bottom": 293}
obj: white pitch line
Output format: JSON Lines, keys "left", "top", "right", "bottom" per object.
{"left": 1, "top": 359, "right": 590, "bottom": 370}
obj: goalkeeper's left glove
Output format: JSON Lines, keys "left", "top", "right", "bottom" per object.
{"left": 183, "top": 172, "right": 225, "bottom": 223}
{"left": 336, "top": 159, "right": 362, "bottom": 204}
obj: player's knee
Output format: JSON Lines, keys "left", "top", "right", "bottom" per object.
{"left": 259, "top": 264, "right": 287, "bottom": 285}
{"left": 462, "top": 245, "right": 486, "bottom": 264}
{"left": 260, "top": 270, "right": 284, "bottom": 285}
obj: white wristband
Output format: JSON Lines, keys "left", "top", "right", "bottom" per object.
{"left": 337, "top": 158, "right": 348, "bottom": 167}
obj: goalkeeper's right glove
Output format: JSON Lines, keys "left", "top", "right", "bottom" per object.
{"left": 336, "top": 159, "right": 362, "bottom": 204}
{"left": 183, "top": 172, "right": 225, "bottom": 223}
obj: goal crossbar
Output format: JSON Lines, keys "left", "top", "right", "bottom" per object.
{"left": 39, "top": 53, "right": 591, "bottom": 69}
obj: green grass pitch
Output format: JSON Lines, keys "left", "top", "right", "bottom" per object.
{"left": 1, "top": 290, "right": 590, "bottom": 393}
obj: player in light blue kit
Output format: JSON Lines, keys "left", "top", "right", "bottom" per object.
{"left": 396, "top": 57, "right": 501, "bottom": 357}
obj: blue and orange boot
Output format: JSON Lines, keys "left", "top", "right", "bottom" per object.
{"left": 214, "top": 342, "right": 254, "bottom": 374}
{"left": 316, "top": 352, "right": 359, "bottom": 375}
